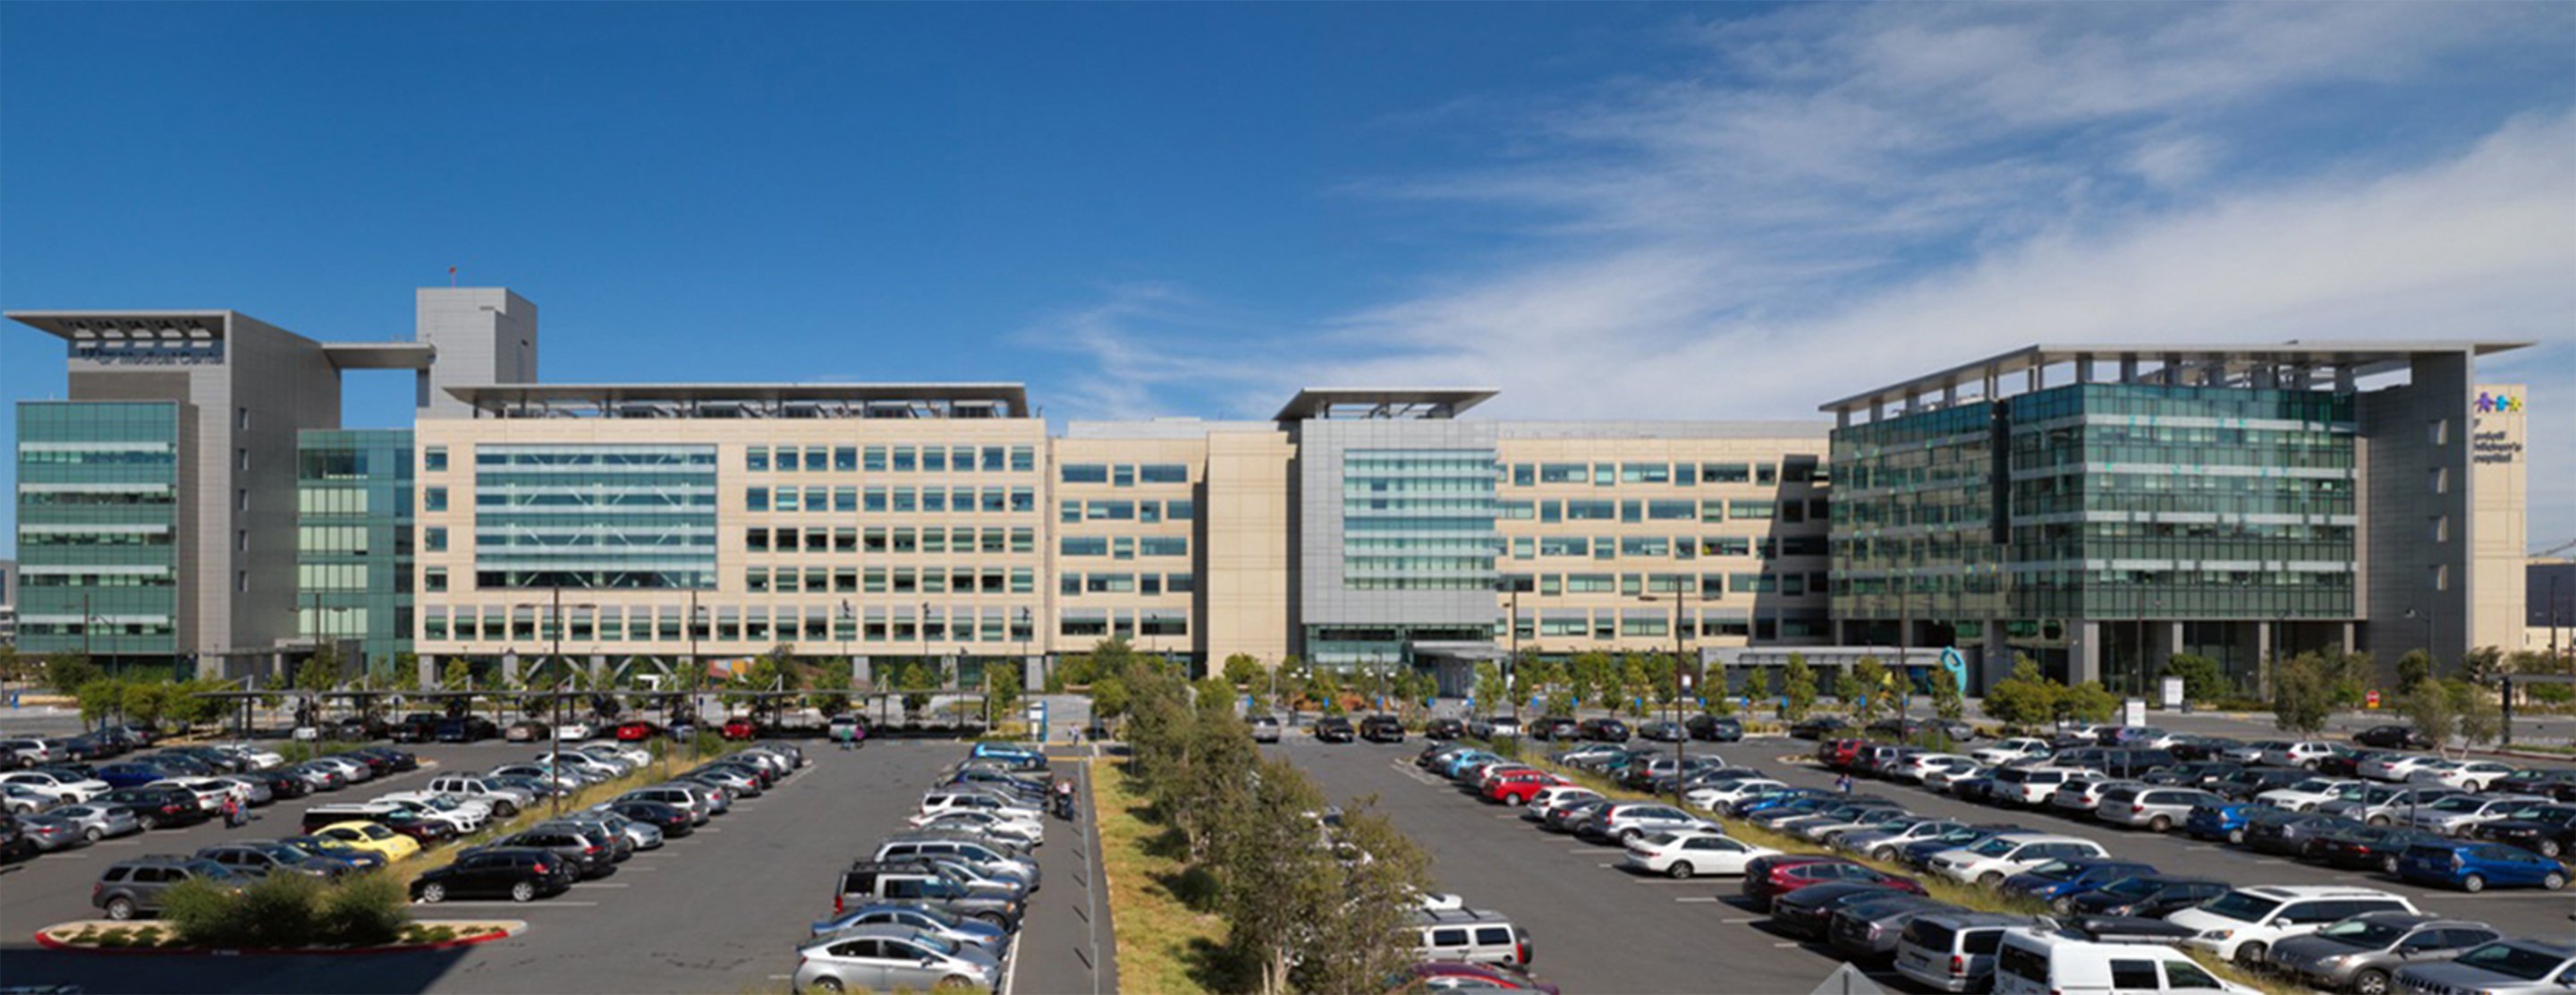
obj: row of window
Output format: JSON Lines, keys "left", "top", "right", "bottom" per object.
{"left": 1510, "top": 461, "right": 1819, "bottom": 488}
{"left": 17, "top": 530, "right": 172, "bottom": 548}
{"left": 1500, "top": 497, "right": 1828, "bottom": 523}
{"left": 1058, "top": 498, "right": 1197, "bottom": 523}
{"left": 1058, "top": 611, "right": 1188, "bottom": 638}
{"left": 742, "top": 525, "right": 1038, "bottom": 554}
{"left": 745, "top": 565, "right": 1037, "bottom": 595}
{"left": 16, "top": 569, "right": 176, "bottom": 587}
{"left": 1513, "top": 534, "right": 1828, "bottom": 560}
{"left": 742, "top": 485, "right": 1041, "bottom": 515}
{"left": 1057, "top": 536, "right": 1191, "bottom": 557}
{"left": 423, "top": 605, "right": 1039, "bottom": 644}
{"left": 744, "top": 445, "right": 1040, "bottom": 474}
{"left": 1059, "top": 463, "right": 1190, "bottom": 485}
{"left": 1060, "top": 573, "right": 1196, "bottom": 596}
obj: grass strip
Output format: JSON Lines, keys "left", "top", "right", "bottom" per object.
{"left": 1092, "top": 757, "right": 1223, "bottom": 995}
{"left": 386, "top": 742, "right": 747, "bottom": 890}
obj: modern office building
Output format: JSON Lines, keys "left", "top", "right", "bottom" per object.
{"left": 0, "top": 557, "right": 18, "bottom": 646}
{"left": 6, "top": 289, "right": 531, "bottom": 678}
{"left": 11, "top": 287, "right": 2539, "bottom": 696}
{"left": 1823, "top": 343, "right": 2530, "bottom": 693}
{"left": 296, "top": 429, "right": 416, "bottom": 676}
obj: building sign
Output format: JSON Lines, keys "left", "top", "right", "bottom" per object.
{"left": 2472, "top": 388, "right": 2525, "bottom": 466}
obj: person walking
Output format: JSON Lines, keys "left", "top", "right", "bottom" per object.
{"left": 851, "top": 718, "right": 867, "bottom": 751}
{"left": 222, "top": 793, "right": 245, "bottom": 829}
{"left": 1835, "top": 772, "right": 1853, "bottom": 795}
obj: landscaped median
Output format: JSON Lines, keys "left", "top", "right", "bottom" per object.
{"left": 34, "top": 918, "right": 525, "bottom": 955}
{"left": 1486, "top": 743, "right": 2303, "bottom": 995}
{"left": 1092, "top": 755, "right": 1230, "bottom": 994}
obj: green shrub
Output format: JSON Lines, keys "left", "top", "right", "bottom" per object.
{"left": 423, "top": 925, "right": 457, "bottom": 943}
{"left": 233, "top": 872, "right": 325, "bottom": 948}
{"left": 160, "top": 877, "right": 247, "bottom": 947}
{"left": 316, "top": 872, "right": 411, "bottom": 946}
{"left": 97, "top": 927, "right": 133, "bottom": 948}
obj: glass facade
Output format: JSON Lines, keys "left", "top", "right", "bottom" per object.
{"left": 14, "top": 402, "right": 180, "bottom": 659}
{"left": 472, "top": 445, "right": 718, "bottom": 589}
{"left": 1340, "top": 448, "right": 1501, "bottom": 591}
{"left": 298, "top": 430, "right": 414, "bottom": 669}
{"left": 1833, "top": 382, "right": 2360, "bottom": 624}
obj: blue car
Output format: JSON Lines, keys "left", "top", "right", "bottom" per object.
{"left": 2183, "top": 801, "right": 2252, "bottom": 842}
{"left": 96, "top": 762, "right": 174, "bottom": 789}
{"left": 1436, "top": 752, "right": 1500, "bottom": 779}
{"left": 2395, "top": 840, "right": 2572, "bottom": 892}
{"left": 967, "top": 743, "right": 1047, "bottom": 770}
{"left": 1998, "top": 857, "right": 2159, "bottom": 901}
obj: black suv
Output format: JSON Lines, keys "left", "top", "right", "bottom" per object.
{"left": 1685, "top": 715, "right": 1744, "bottom": 743}
{"left": 411, "top": 847, "right": 578, "bottom": 903}
{"left": 94, "top": 855, "right": 244, "bottom": 919}
{"left": 389, "top": 716, "right": 439, "bottom": 744}
{"left": 1530, "top": 717, "right": 1580, "bottom": 741}
{"left": 1577, "top": 718, "right": 1630, "bottom": 743}
{"left": 2352, "top": 725, "right": 2433, "bottom": 750}
{"left": 93, "top": 786, "right": 211, "bottom": 830}
{"left": 1360, "top": 715, "right": 1406, "bottom": 744}
{"left": 470, "top": 829, "right": 615, "bottom": 879}
{"left": 1315, "top": 717, "right": 1355, "bottom": 744}
{"left": 1424, "top": 718, "right": 1464, "bottom": 741}
{"left": 434, "top": 717, "right": 498, "bottom": 743}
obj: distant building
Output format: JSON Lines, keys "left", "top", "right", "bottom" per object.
{"left": 0, "top": 557, "right": 17, "bottom": 646}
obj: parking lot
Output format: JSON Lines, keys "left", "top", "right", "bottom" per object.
{"left": 1267, "top": 720, "right": 2576, "bottom": 994}
{"left": 0, "top": 737, "right": 1109, "bottom": 995}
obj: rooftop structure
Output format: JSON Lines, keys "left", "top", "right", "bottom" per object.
{"left": 442, "top": 383, "right": 1032, "bottom": 420}
{"left": 1820, "top": 341, "right": 2533, "bottom": 421}
{"left": 1273, "top": 387, "right": 1496, "bottom": 421}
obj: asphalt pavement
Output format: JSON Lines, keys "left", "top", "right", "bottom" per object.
{"left": 0, "top": 736, "right": 1110, "bottom": 995}
{"left": 1267, "top": 723, "right": 2576, "bottom": 995}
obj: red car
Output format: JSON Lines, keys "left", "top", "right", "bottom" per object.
{"left": 1817, "top": 738, "right": 1866, "bottom": 770}
{"left": 1392, "top": 962, "right": 1561, "bottom": 994}
{"left": 1741, "top": 855, "right": 1924, "bottom": 911}
{"left": 720, "top": 719, "right": 758, "bottom": 741}
{"left": 1485, "top": 770, "right": 1565, "bottom": 805}
{"left": 613, "top": 720, "right": 665, "bottom": 742}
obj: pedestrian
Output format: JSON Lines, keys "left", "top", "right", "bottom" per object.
{"left": 222, "top": 794, "right": 244, "bottom": 829}
{"left": 1054, "top": 776, "right": 1077, "bottom": 821}
{"left": 852, "top": 719, "right": 867, "bottom": 751}
{"left": 1835, "top": 772, "right": 1853, "bottom": 795}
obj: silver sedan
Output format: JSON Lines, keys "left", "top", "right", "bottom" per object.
{"left": 42, "top": 804, "right": 143, "bottom": 842}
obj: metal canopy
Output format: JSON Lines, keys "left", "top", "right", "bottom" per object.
{"left": 444, "top": 382, "right": 1032, "bottom": 420}
{"left": 1818, "top": 340, "right": 2533, "bottom": 416}
{"left": 1274, "top": 387, "right": 1499, "bottom": 421}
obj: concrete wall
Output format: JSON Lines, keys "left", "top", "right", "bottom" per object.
{"left": 416, "top": 288, "right": 538, "bottom": 419}
{"left": 2468, "top": 383, "right": 2527, "bottom": 656}
{"left": 1292, "top": 418, "right": 1501, "bottom": 630}
{"left": 1201, "top": 429, "right": 1294, "bottom": 665}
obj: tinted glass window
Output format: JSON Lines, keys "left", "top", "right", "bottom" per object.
{"left": 2108, "top": 960, "right": 2160, "bottom": 990}
{"left": 1474, "top": 926, "right": 1512, "bottom": 945}
{"left": 1430, "top": 928, "right": 1470, "bottom": 947}
{"left": 2165, "top": 960, "right": 2222, "bottom": 990}
{"left": 1963, "top": 929, "right": 2004, "bottom": 955}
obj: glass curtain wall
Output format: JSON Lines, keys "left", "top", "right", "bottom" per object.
{"left": 297, "top": 429, "right": 414, "bottom": 671}
{"left": 14, "top": 402, "right": 180, "bottom": 664}
{"left": 473, "top": 445, "right": 718, "bottom": 589}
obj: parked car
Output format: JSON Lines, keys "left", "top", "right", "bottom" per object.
{"left": 1894, "top": 911, "right": 2033, "bottom": 992}
{"left": 1826, "top": 891, "right": 1954, "bottom": 962}
{"left": 1424, "top": 718, "right": 1463, "bottom": 741}
{"left": 2319, "top": 785, "right": 2465, "bottom": 827}
{"left": 792, "top": 924, "right": 1003, "bottom": 993}
{"left": 1360, "top": 715, "right": 1406, "bottom": 744}
{"left": 411, "top": 846, "right": 578, "bottom": 903}
{"left": 2390, "top": 939, "right": 2576, "bottom": 995}
{"left": 2396, "top": 839, "right": 2570, "bottom": 892}
{"left": 2165, "top": 884, "right": 2420, "bottom": 965}
{"left": 2059, "top": 874, "right": 2230, "bottom": 918}
{"left": 1991, "top": 929, "right": 2248, "bottom": 995}
{"left": 1997, "top": 857, "right": 2157, "bottom": 903}
{"left": 2267, "top": 912, "right": 2498, "bottom": 995}
{"left": 1930, "top": 834, "right": 2110, "bottom": 888}
{"left": 1405, "top": 908, "right": 1534, "bottom": 969}
{"left": 2467, "top": 803, "right": 2576, "bottom": 859}
{"left": 1314, "top": 717, "right": 1354, "bottom": 744}
{"left": 1579, "top": 802, "right": 1707, "bottom": 843}
{"left": 1772, "top": 882, "right": 1938, "bottom": 941}
{"left": 831, "top": 860, "right": 1022, "bottom": 927}
{"left": 196, "top": 841, "right": 356, "bottom": 880}
{"left": 1576, "top": 718, "right": 1631, "bottom": 743}
{"left": 1970, "top": 738, "right": 2055, "bottom": 766}
{"left": 1619, "top": 829, "right": 1777, "bottom": 879}
{"left": 92, "top": 786, "right": 210, "bottom": 830}
{"left": 92, "top": 855, "right": 245, "bottom": 920}
{"left": 504, "top": 719, "right": 547, "bottom": 743}
{"left": 809, "top": 902, "right": 1008, "bottom": 952}
{"left": 275, "top": 834, "right": 388, "bottom": 872}
{"left": 1742, "top": 855, "right": 1923, "bottom": 912}
{"left": 2259, "top": 778, "right": 2369, "bottom": 812}
{"left": 2260, "top": 741, "right": 2344, "bottom": 770}
{"left": 2407, "top": 795, "right": 2552, "bottom": 838}
{"left": 2097, "top": 785, "right": 2224, "bottom": 833}
{"left": 42, "top": 803, "right": 141, "bottom": 842}
{"left": 311, "top": 820, "right": 423, "bottom": 862}
{"left": 2353, "top": 725, "right": 2435, "bottom": 750}
{"left": 1787, "top": 716, "right": 1848, "bottom": 740}
{"left": 1685, "top": 714, "right": 1743, "bottom": 742}
{"left": 1393, "top": 962, "right": 1561, "bottom": 995}
{"left": 2360, "top": 753, "right": 2446, "bottom": 783}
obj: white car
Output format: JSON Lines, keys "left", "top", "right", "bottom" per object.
{"left": 1992, "top": 929, "right": 2255, "bottom": 995}
{"left": 210, "top": 744, "right": 286, "bottom": 769}
{"left": 1928, "top": 833, "right": 2108, "bottom": 888}
{"left": 2406, "top": 759, "right": 2518, "bottom": 792}
{"left": 2256, "top": 741, "right": 2340, "bottom": 770}
{"left": 555, "top": 722, "right": 597, "bottom": 741}
{"left": 1521, "top": 785, "right": 1601, "bottom": 821}
{"left": 1887, "top": 753, "right": 1975, "bottom": 785}
{"left": 1924, "top": 764, "right": 1993, "bottom": 793}
{"left": 148, "top": 777, "right": 248, "bottom": 812}
{"left": 578, "top": 742, "right": 651, "bottom": 768}
{"left": 376, "top": 793, "right": 487, "bottom": 833}
{"left": 2359, "top": 753, "right": 2442, "bottom": 782}
{"left": 911, "top": 810, "right": 1044, "bottom": 846}
{"left": 309, "top": 754, "right": 376, "bottom": 783}
{"left": 2165, "top": 886, "right": 2419, "bottom": 965}
{"left": 1619, "top": 829, "right": 1777, "bottom": 880}
{"left": 917, "top": 789, "right": 1045, "bottom": 823}
{"left": 1683, "top": 778, "right": 1784, "bottom": 812}
{"left": 1971, "top": 738, "right": 2053, "bottom": 766}
{"left": 3, "top": 784, "right": 61, "bottom": 814}
{"left": 0, "top": 770, "right": 110, "bottom": 804}
{"left": 2404, "top": 794, "right": 2550, "bottom": 837}
{"left": 2223, "top": 740, "right": 2292, "bottom": 764}
{"left": 2046, "top": 776, "right": 2138, "bottom": 817}
{"left": 2255, "top": 778, "right": 2364, "bottom": 812}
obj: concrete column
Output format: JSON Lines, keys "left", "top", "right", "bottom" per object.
{"left": 418, "top": 653, "right": 438, "bottom": 688}
{"left": 2340, "top": 622, "right": 2355, "bottom": 654}
{"left": 2072, "top": 620, "right": 2103, "bottom": 685}
{"left": 2166, "top": 622, "right": 2185, "bottom": 665}
{"left": 1023, "top": 654, "right": 1045, "bottom": 693}
{"left": 588, "top": 654, "right": 606, "bottom": 680}
{"left": 852, "top": 654, "right": 873, "bottom": 689}
{"left": 501, "top": 651, "right": 521, "bottom": 685}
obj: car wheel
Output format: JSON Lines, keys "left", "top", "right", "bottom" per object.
{"left": 510, "top": 880, "right": 538, "bottom": 903}
{"left": 418, "top": 881, "right": 446, "bottom": 903}
{"left": 2348, "top": 968, "right": 2393, "bottom": 995}
{"left": 2226, "top": 828, "right": 2246, "bottom": 846}
{"left": 2538, "top": 839, "right": 2563, "bottom": 859}
{"left": 2367, "top": 814, "right": 2389, "bottom": 827}
{"left": 809, "top": 977, "right": 844, "bottom": 994}
{"left": 976, "top": 912, "right": 1010, "bottom": 928}
{"left": 1666, "top": 862, "right": 1694, "bottom": 880}
{"left": 136, "top": 812, "right": 160, "bottom": 831}
{"left": 105, "top": 897, "right": 135, "bottom": 921}
{"left": 936, "top": 976, "right": 975, "bottom": 991}
{"left": 83, "top": 827, "right": 103, "bottom": 842}
{"left": 1979, "top": 872, "right": 2004, "bottom": 888}
{"left": 2461, "top": 873, "right": 2485, "bottom": 893}
{"left": 2543, "top": 872, "right": 2566, "bottom": 891}
{"left": 2234, "top": 942, "right": 2267, "bottom": 967}
{"left": 494, "top": 802, "right": 517, "bottom": 818}
{"left": 2380, "top": 854, "right": 2402, "bottom": 874}
{"left": 2302, "top": 761, "right": 2318, "bottom": 771}
{"left": 1619, "top": 828, "right": 1641, "bottom": 844}
{"left": 2148, "top": 815, "right": 2172, "bottom": 832}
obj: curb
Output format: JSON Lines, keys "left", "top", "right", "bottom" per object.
{"left": 32, "top": 920, "right": 526, "bottom": 957}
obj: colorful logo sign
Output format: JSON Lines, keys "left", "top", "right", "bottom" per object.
{"left": 2474, "top": 391, "right": 2522, "bottom": 413}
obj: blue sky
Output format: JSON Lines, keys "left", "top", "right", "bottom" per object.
{"left": 4, "top": 3, "right": 2573, "bottom": 556}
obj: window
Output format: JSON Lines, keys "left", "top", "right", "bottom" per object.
{"left": 1701, "top": 463, "right": 1749, "bottom": 483}
{"left": 1138, "top": 463, "right": 1187, "bottom": 483}
{"left": 424, "top": 446, "right": 448, "bottom": 472}
{"left": 2107, "top": 961, "right": 2161, "bottom": 991}
{"left": 1621, "top": 463, "right": 1670, "bottom": 484}
{"left": 922, "top": 447, "right": 946, "bottom": 472}
{"left": 1513, "top": 463, "right": 1535, "bottom": 486}
{"left": 1062, "top": 463, "right": 1108, "bottom": 484}
{"left": 1112, "top": 464, "right": 1135, "bottom": 487}
{"left": 424, "top": 567, "right": 447, "bottom": 592}
{"left": 424, "top": 487, "right": 447, "bottom": 512}
{"left": 864, "top": 446, "right": 888, "bottom": 472}
{"left": 746, "top": 488, "right": 769, "bottom": 512}
{"left": 1165, "top": 499, "right": 1195, "bottom": 521}
{"left": 1140, "top": 537, "right": 1188, "bottom": 557}
{"left": 425, "top": 527, "right": 447, "bottom": 552}
{"left": 890, "top": 446, "right": 915, "bottom": 472}
{"left": 2164, "top": 961, "right": 2221, "bottom": 991}
{"left": 1061, "top": 537, "right": 1108, "bottom": 557}
{"left": 835, "top": 446, "right": 858, "bottom": 471}
{"left": 1538, "top": 463, "right": 1586, "bottom": 483}
{"left": 1011, "top": 446, "right": 1036, "bottom": 472}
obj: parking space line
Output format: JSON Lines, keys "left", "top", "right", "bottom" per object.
{"left": 417, "top": 900, "right": 600, "bottom": 908}
{"left": 1722, "top": 917, "right": 1759, "bottom": 923}
{"left": 571, "top": 882, "right": 630, "bottom": 889}
{"left": 1626, "top": 878, "right": 1706, "bottom": 885}
{"left": 1566, "top": 847, "right": 1623, "bottom": 855}
{"left": 1674, "top": 897, "right": 1724, "bottom": 904}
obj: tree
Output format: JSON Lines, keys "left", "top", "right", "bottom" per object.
{"left": 2162, "top": 653, "right": 2226, "bottom": 702}
{"left": 388, "top": 652, "right": 422, "bottom": 693}
{"left": 894, "top": 661, "right": 935, "bottom": 719}
{"left": 1216, "top": 756, "right": 1335, "bottom": 995}
{"left": 806, "top": 661, "right": 853, "bottom": 718}
{"left": 2460, "top": 646, "right": 2504, "bottom": 684}
{"left": 1743, "top": 668, "right": 1770, "bottom": 707}
{"left": 76, "top": 676, "right": 127, "bottom": 726}
{"left": 43, "top": 652, "right": 103, "bottom": 697}
{"left": 2453, "top": 678, "right": 2503, "bottom": 750}
{"left": 1780, "top": 653, "right": 1818, "bottom": 721}
{"left": 2269, "top": 652, "right": 2336, "bottom": 734}
{"left": 1471, "top": 660, "right": 1504, "bottom": 717}
{"left": 120, "top": 680, "right": 174, "bottom": 729}
{"left": 1928, "top": 665, "right": 1965, "bottom": 721}
{"left": 1568, "top": 651, "right": 1613, "bottom": 711}
{"left": 1222, "top": 653, "right": 1264, "bottom": 689}
{"left": 1841, "top": 657, "right": 1890, "bottom": 724}
{"left": 0, "top": 644, "right": 26, "bottom": 691}
{"left": 2060, "top": 681, "right": 2119, "bottom": 724}
{"left": 1089, "top": 674, "right": 1131, "bottom": 725}
{"left": 1981, "top": 655, "right": 2062, "bottom": 729}
{"left": 2402, "top": 678, "right": 2458, "bottom": 754}
{"left": 294, "top": 646, "right": 343, "bottom": 695}
{"left": 1292, "top": 797, "right": 1433, "bottom": 995}
{"left": 438, "top": 659, "right": 475, "bottom": 693}
{"left": 2395, "top": 650, "right": 2434, "bottom": 692}
{"left": 986, "top": 659, "right": 1023, "bottom": 725}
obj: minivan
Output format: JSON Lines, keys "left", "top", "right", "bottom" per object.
{"left": 1894, "top": 912, "right": 2034, "bottom": 992}
{"left": 1991, "top": 929, "right": 2250, "bottom": 993}
{"left": 1409, "top": 908, "right": 1532, "bottom": 968}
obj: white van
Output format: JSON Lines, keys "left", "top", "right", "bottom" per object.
{"left": 1991, "top": 930, "right": 2253, "bottom": 994}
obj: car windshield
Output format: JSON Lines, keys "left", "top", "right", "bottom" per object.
{"left": 1968, "top": 838, "right": 2021, "bottom": 857}
{"left": 913, "top": 934, "right": 958, "bottom": 957}
{"left": 2313, "top": 918, "right": 2411, "bottom": 948}
{"left": 2289, "top": 780, "right": 2338, "bottom": 793}
{"left": 2428, "top": 796, "right": 2483, "bottom": 813}
{"left": 2449, "top": 943, "right": 2565, "bottom": 982}
{"left": 2024, "top": 860, "right": 2074, "bottom": 880}
{"left": 2096, "top": 876, "right": 2160, "bottom": 898}
{"left": 2358, "top": 787, "right": 2405, "bottom": 804}
{"left": 2198, "top": 891, "right": 2283, "bottom": 923}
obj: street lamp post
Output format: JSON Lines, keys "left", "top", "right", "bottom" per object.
{"left": 1640, "top": 588, "right": 1693, "bottom": 805}
{"left": 546, "top": 587, "right": 597, "bottom": 816}
{"left": 1507, "top": 586, "right": 1522, "bottom": 729}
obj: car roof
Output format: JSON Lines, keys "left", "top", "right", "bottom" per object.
{"left": 2233, "top": 885, "right": 2403, "bottom": 899}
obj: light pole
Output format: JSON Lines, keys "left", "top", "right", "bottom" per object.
{"left": 1507, "top": 586, "right": 1522, "bottom": 728}
{"left": 1640, "top": 588, "right": 1693, "bottom": 805}
{"left": 2404, "top": 607, "right": 2436, "bottom": 673}
{"left": 546, "top": 588, "right": 597, "bottom": 815}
